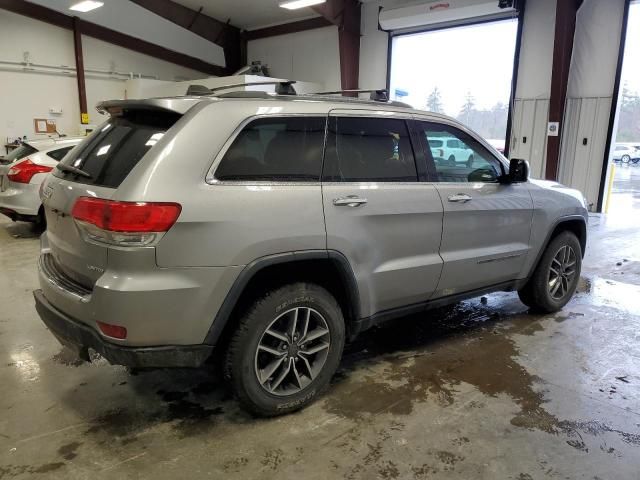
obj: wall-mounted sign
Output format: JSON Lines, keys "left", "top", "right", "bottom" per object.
{"left": 34, "top": 118, "right": 56, "bottom": 134}
{"left": 547, "top": 121, "right": 559, "bottom": 137}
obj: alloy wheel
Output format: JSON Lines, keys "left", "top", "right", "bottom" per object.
{"left": 548, "top": 245, "right": 577, "bottom": 300}
{"left": 254, "top": 307, "right": 330, "bottom": 396}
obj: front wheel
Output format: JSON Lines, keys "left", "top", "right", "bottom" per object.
{"left": 224, "top": 283, "right": 345, "bottom": 416}
{"left": 621, "top": 154, "right": 631, "bottom": 163}
{"left": 518, "top": 231, "right": 582, "bottom": 313}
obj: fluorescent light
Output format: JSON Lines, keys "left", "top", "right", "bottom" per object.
{"left": 279, "top": 0, "right": 325, "bottom": 10}
{"left": 69, "top": 1, "right": 104, "bottom": 13}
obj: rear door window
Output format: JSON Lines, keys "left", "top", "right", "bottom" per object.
{"left": 215, "top": 117, "right": 326, "bottom": 181}
{"left": 323, "top": 116, "right": 417, "bottom": 182}
{"left": 46, "top": 146, "right": 74, "bottom": 161}
{"left": 56, "top": 110, "right": 180, "bottom": 188}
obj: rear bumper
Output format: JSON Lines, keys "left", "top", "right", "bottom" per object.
{"left": 34, "top": 289, "right": 214, "bottom": 368}
{"left": 0, "top": 182, "right": 41, "bottom": 217}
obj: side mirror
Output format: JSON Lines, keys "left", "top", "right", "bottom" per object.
{"left": 501, "top": 158, "right": 529, "bottom": 183}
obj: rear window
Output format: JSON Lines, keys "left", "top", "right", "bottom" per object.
{"left": 46, "top": 146, "right": 74, "bottom": 161}
{"left": 1, "top": 143, "right": 38, "bottom": 164}
{"left": 57, "top": 110, "right": 180, "bottom": 188}
{"left": 428, "top": 140, "right": 443, "bottom": 148}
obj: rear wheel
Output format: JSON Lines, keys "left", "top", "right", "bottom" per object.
{"left": 448, "top": 155, "right": 456, "bottom": 166}
{"left": 518, "top": 231, "right": 582, "bottom": 313}
{"left": 622, "top": 154, "right": 631, "bottom": 163}
{"left": 224, "top": 283, "right": 345, "bottom": 416}
{"left": 33, "top": 206, "right": 46, "bottom": 232}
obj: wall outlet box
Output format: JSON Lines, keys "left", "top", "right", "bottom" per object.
{"left": 49, "top": 107, "right": 63, "bottom": 115}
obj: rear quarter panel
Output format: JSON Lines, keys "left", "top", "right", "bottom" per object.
{"left": 116, "top": 100, "right": 330, "bottom": 267}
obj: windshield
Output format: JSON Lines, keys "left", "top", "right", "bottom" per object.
{"left": 1, "top": 143, "right": 38, "bottom": 164}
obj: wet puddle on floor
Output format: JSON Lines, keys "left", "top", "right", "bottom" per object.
{"left": 324, "top": 289, "right": 640, "bottom": 450}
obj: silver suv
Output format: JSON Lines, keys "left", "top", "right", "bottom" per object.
{"left": 34, "top": 86, "right": 588, "bottom": 416}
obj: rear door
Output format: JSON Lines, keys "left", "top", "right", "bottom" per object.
{"left": 321, "top": 111, "right": 443, "bottom": 317}
{"left": 42, "top": 109, "right": 180, "bottom": 288}
{"left": 414, "top": 120, "right": 533, "bottom": 297}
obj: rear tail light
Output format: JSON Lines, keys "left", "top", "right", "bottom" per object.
{"left": 97, "top": 321, "right": 127, "bottom": 339}
{"left": 7, "top": 159, "right": 52, "bottom": 184}
{"left": 71, "top": 197, "right": 181, "bottom": 246}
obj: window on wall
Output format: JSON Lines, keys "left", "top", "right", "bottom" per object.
{"left": 323, "top": 116, "right": 418, "bottom": 182}
{"left": 389, "top": 19, "right": 518, "bottom": 147}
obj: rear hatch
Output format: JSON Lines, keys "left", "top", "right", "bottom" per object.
{"left": 42, "top": 108, "right": 182, "bottom": 289}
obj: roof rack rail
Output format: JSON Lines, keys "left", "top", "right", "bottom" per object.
{"left": 310, "top": 89, "right": 390, "bottom": 101}
{"left": 185, "top": 80, "right": 297, "bottom": 96}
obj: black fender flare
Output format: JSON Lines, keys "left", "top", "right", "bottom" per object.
{"left": 526, "top": 214, "right": 587, "bottom": 280}
{"left": 204, "top": 250, "right": 360, "bottom": 346}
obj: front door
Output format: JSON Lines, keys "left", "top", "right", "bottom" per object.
{"left": 415, "top": 120, "right": 533, "bottom": 298}
{"left": 322, "top": 111, "right": 444, "bottom": 317}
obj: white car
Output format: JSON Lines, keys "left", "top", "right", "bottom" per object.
{"left": 0, "top": 137, "right": 83, "bottom": 226}
{"left": 428, "top": 136, "right": 476, "bottom": 166}
{"left": 612, "top": 144, "right": 638, "bottom": 163}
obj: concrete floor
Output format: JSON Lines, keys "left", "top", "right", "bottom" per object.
{"left": 1, "top": 189, "right": 639, "bottom": 479}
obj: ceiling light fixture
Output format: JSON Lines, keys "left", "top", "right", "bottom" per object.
{"left": 279, "top": 0, "right": 326, "bottom": 10}
{"left": 69, "top": 1, "right": 104, "bottom": 13}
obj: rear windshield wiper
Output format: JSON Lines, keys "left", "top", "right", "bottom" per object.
{"left": 56, "top": 163, "right": 92, "bottom": 179}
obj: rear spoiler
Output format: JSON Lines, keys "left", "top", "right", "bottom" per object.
{"left": 96, "top": 98, "right": 204, "bottom": 116}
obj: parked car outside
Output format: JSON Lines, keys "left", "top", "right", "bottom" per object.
{"left": 612, "top": 144, "right": 638, "bottom": 163}
{"left": 33, "top": 92, "right": 588, "bottom": 416}
{"left": 0, "top": 137, "right": 83, "bottom": 226}
{"left": 428, "top": 136, "right": 476, "bottom": 166}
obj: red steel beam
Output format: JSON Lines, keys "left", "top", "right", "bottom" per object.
{"left": 544, "top": 0, "right": 581, "bottom": 180}
{"left": 244, "top": 16, "right": 333, "bottom": 41}
{"left": 72, "top": 17, "right": 88, "bottom": 124}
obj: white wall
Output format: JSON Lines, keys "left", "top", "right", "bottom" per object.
{"left": 29, "top": 0, "right": 225, "bottom": 67}
{"left": 508, "top": 0, "right": 556, "bottom": 178}
{"left": 247, "top": 26, "right": 341, "bottom": 91}
{"left": 0, "top": 10, "right": 206, "bottom": 144}
{"left": 559, "top": 0, "right": 626, "bottom": 209}
{"left": 360, "top": 0, "right": 390, "bottom": 90}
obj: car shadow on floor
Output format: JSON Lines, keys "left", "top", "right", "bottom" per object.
{"left": 2, "top": 220, "right": 43, "bottom": 239}
{"left": 49, "top": 292, "right": 540, "bottom": 443}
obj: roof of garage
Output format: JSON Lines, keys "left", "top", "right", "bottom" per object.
{"left": 173, "top": 0, "right": 321, "bottom": 30}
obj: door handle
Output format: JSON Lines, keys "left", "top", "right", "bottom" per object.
{"left": 448, "top": 193, "right": 472, "bottom": 203}
{"left": 333, "top": 196, "right": 368, "bottom": 207}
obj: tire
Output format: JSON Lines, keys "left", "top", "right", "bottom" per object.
{"left": 224, "top": 283, "right": 345, "bottom": 416}
{"left": 448, "top": 155, "right": 456, "bottom": 166}
{"left": 518, "top": 231, "right": 582, "bottom": 313}
{"left": 621, "top": 154, "right": 631, "bottom": 163}
{"left": 33, "top": 207, "right": 46, "bottom": 232}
